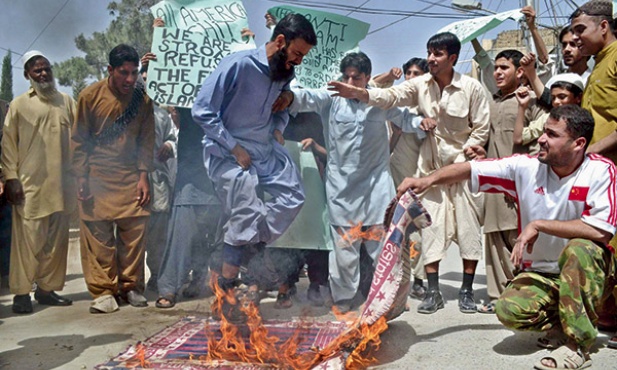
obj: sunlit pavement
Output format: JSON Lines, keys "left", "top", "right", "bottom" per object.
{"left": 0, "top": 237, "right": 615, "bottom": 369}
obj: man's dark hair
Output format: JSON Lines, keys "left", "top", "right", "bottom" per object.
{"left": 270, "top": 13, "right": 317, "bottom": 46}
{"left": 495, "top": 49, "right": 524, "bottom": 68}
{"left": 559, "top": 26, "right": 573, "bottom": 42}
{"left": 426, "top": 32, "right": 461, "bottom": 65}
{"left": 558, "top": 26, "right": 591, "bottom": 62}
{"left": 550, "top": 81, "right": 583, "bottom": 97}
{"left": 340, "top": 52, "right": 371, "bottom": 75}
{"left": 109, "top": 44, "right": 139, "bottom": 68}
{"left": 569, "top": 9, "right": 615, "bottom": 32}
{"left": 402, "top": 57, "right": 429, "bottom": 74}
{"left": 549, "top": 104, "right": 594, "bottom": 148}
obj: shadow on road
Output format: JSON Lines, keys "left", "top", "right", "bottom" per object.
{"left": 0, "top": 291, "right": 92, "bottom": 319}
{"left": 376, "top": 321, "right": 505, "bottom": 366}
{"left": 0, "top": 333, "right": 132, "bottom": 369}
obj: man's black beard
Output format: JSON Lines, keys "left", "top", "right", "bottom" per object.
{"left": 269, "top": 48, "right": 295, "bottom": 82}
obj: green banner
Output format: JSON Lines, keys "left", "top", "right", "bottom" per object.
{"left": 268, "top": 5, "right": 370, "bottom": 89}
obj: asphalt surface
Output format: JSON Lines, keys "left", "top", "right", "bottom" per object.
{"left": 1, "top": 237, "right": 616, "bottom": 369}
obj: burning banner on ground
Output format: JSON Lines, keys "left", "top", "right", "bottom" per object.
{"left": 96, "top": 190, "right": 431, "bottom": 370}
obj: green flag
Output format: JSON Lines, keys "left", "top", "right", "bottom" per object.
{"left": 438, "top": 8, "right": 524, "bottom": 44}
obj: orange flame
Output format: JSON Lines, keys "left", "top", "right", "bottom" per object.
{"left": 409, "top": 240, "right": 420, "bottom": 260}
{"left": 346, "top": 317, "right": 389, "bottom": 369}
{"left": 306, "top": 316, "right": 389, "bottom": 369}
{"left": 332, "top": 305, "right": 360, "bottom": 323}
{"left": 203, "top": 276, "right": 389, "bottom": 369}
{"left": 124, "top": 342, "right": 150, "bottom": 368}
{"left": 338, "top": 222, "right": 385, "bottom": 248}
{"left": 243, "top": 299, "right": 280, "bottom": 363}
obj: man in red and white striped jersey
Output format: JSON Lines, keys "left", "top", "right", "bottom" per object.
{"left": 397, "top": 104, "right": 616, "bottom": 368}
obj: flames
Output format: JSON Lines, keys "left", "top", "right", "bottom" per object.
{"left": 338, "top": 222, "right": 385, "bottom": 248}
{"left": 115, "top": 192, "right": 430, "bottom": 370}
{"left": 409, "top": 241, "right": 419, "bottom": 260}
{"left": 204, "top": 280, "right": 319, "bottom": 368}
{"left": 321, "top": 313, "right": 389, "bottom": 369}
{"left": 125, "top": 221, "right": 395, "bottom": 369}
{"left": 195, "top": 279, "right": 388, "bottom": 369}
{"left": 124, "top": 342, "right": 150, "bottom": 368}
{"left": 346, "top": 317, "right": 388, "bottom": 369}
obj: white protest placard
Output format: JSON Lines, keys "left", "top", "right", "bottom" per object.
{"left": 147, "top": 0, "right": 254, "bottom": 107}
{"left": 151, "top": 0, "right": 253, "bottom": 43}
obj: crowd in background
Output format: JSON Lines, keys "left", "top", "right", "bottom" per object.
{"left": 1, "top": 1, "right": 617, "bottom": 368}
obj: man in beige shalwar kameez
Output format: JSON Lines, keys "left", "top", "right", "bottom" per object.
{"left": 1, "top": 50, "right": 76, "bottom": 314}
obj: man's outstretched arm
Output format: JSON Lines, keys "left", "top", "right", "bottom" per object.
{"left": 327, "top": 81, "right": 369, "bottom": 102}
{"left": 396, "top": 162, "right": 472, "bottom": 197}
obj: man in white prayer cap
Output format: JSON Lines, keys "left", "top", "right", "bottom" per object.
{"left": 1, "top": 50, "right": 76, "bottom": 313}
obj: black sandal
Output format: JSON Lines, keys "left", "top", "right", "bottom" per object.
{"left": 275, "top": 292, "right": 293, "bottom": 309}
{"left": 155, "top": 295, "right": 176, "bottom": 309}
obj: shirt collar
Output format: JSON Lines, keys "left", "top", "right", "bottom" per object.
{"left": 449, "top": 71, "right": 464, "bottom": 89}
{"left": 257, "top": 44, "right": 269, "bottom": 68}
{"left": 427, "top": 71, "right": 463, "bottom": 89}
{"left": 595, "top": 40, "right": 617, "bottom": 64}
{"left": 493, "top": 88, "right": 517, "bottom": 101}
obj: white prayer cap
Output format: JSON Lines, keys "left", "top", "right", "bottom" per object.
{"left": 546, "top": 73, "right": 585, "bottom": 92}
{"left": 21, "top": 50, "right": 47, "bottom": 69}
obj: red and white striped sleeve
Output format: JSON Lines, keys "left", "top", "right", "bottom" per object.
{"left": 469, "top": 155, "right": 525, "bottom": 199}
{"left": 583, "top": 154, "right": 617, "bottom": 236}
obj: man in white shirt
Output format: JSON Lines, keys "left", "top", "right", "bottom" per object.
{"left": 397, "top": 104, "right": 616, "bottom": 370}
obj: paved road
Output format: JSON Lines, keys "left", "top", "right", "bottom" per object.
{"left": 0, "top": 238, "right": 615, "bottom": 369}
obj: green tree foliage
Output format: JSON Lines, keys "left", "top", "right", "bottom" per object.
{"left": 53, "top": 57, "right": 94, "bottom": 100}
{"left": 55, "top": 0, "right": 157, "bottom": 96}
{"left": 0, "top": 51, "right": 13, "bottom": 102}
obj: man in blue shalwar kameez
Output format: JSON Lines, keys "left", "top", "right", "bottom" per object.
{"left": 288, "top": 52, "right": 430, "bottom": 312}
{"left": 191, "top": 13, "right": 317, "bottom": 317}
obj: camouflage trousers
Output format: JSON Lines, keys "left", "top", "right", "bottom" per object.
{"left": 495, "top": 238, "right": 616, "bottom": 350}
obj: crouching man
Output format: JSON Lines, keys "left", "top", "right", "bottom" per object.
{"left": 397, "top": 105, "right": 617, "bottom": 369}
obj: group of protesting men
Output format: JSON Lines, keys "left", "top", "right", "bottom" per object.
{"left": 2, "top": 0, "right": 617, "bottom": 368}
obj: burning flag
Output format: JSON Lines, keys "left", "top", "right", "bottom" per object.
{"left": 96, "top": 190, "right": 431, "bottom": 370}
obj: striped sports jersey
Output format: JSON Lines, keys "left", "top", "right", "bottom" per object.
{"left": 470, "top": 154, "right": 617, "bottom": 273}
